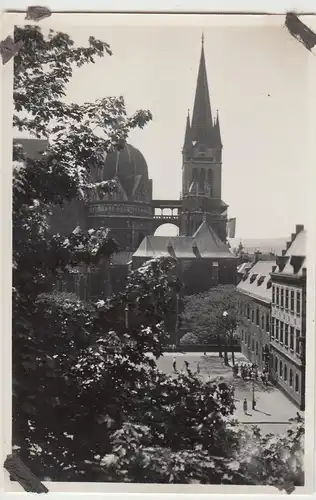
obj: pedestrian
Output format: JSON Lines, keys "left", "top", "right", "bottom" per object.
{"left": 172, "top": 356, "right": 177, "bottom": 373}
{"left": 196, "top": 362, "right": 200, "bottom": 374}
{"left": 243, "top": 397, "right": 248, "bottom": 414}
{"left": 184, "top": 360, "right": 189, "bottom": 371}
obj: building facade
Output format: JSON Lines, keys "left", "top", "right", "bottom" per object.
{"left": 269, "top": 225, "right": 306, "bottom": 410}
{"left": 237, "top": 260, "right": 274, "bottom": 372}
{"left": 133, "top": 220, "right": 237, "bottom": 294}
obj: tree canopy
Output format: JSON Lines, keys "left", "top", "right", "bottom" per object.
{"left": 181, "top": 285, "right": 242, "bottom": 344}
{"left": 12, "top": 25, "right": 304, "bottom": 490}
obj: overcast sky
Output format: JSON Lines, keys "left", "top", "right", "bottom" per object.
{"left": 17, "top": 16, "right": 310, "bottom": 239}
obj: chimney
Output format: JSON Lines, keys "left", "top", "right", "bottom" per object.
{"left": 286, "top": 241, "right": 291, "bottom": 250}
{"left": 282, "top": 249, "right": 286, "bottom": 256}
{"left": 291, "top": 233, "right": 296, "bottom": 241}
{"left": 296, "top": 224, "right": 304, "bottom": 234}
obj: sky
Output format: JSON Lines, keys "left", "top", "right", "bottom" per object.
{"left": 15, "top": 16, "right": 311, "bottom": 239}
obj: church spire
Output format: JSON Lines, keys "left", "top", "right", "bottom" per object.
{"left": 183, "top": 110, "right": 192, "bottom": 153}
{"left": 191, "top": 36, "right": 215, "bottom": 148}
{"left": 214, "top": 110, "right": 222, "bottom": 148}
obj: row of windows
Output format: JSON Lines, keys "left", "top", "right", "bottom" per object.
{"left": 240, "top": 302, "right": 270, "bottom": 332}
{"left": 272, "top": 355, "right": 300, "bottom": 392}
{"left": 240, "top": 331, "right": 268, "bottom": 360}
{"left": 272, "top": 285, "right": 301, "bottom": 315}
{"left": 271, "top": 318, "right": 302, "bottom": 355}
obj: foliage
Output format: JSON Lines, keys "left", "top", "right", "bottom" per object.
{"left": 179, "top": 332, "right": 199, "bottom": 345}
{"left": 181, "top": 285, "right": 241, "bottom": 344}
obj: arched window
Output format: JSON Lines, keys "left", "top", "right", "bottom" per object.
{"left": 289, "top": 369, "right": 293, "bottom": 387}
{"left": 284, "top": 364, "right": 287, "bottom": 382}
{"left": 279, "top": 360, "right": 283, "bottom": 377}
{"left": 138, "top": 232, "right": 145, "bottom": 246}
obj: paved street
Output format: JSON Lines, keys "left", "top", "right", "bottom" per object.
{"left": 151, "top": 352, "right": 300, "bottom": 435}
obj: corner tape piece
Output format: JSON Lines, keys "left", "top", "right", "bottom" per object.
{"left": 0, "top": 36, "right": 23, "bottom": 65}
{"left": 285, "top": 12, "right": 316, "bottom": 52}
{"left": 4, "top": 454, "right": 49, "bottom": 493}
{"left": 25, "top": 6, "right": 52, "bottom": 21}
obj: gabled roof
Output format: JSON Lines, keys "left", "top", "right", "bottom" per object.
{"left": 237, "top": 260, "right": 276, "bottom": 303}
{"left": 133, "top": 221, "right": 235, "bottom": 260}
{"left": 274, "top": 227, "right": 307, "bottom": 277}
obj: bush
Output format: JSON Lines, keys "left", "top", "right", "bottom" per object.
{"left": 180, "top": 332, "right": 199, "bottom": 345}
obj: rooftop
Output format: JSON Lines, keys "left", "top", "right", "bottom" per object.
{"left": 237, "top": 260, "right": 276, "bottom": 303}
{"left": 133, "top": 221, "right": 236, "bottom": 260}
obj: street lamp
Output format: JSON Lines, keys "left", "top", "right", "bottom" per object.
{"left": 252, "top": 368, "right": 256, "bottom": 410}
{"left": 125, "top": 304, "right": 129, "bottom": 329}
{"left": 222, "top": 311, "right": 229, "bottom": 366}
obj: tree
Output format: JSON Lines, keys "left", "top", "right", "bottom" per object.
{"left": 181, "top": 285, "right": 242, "bottom": 364}
{"left": 12, "top": 23, "right": 153, "bottom": 477}
{"left": 180, "top": 332, "right": 199, "bottom": 345}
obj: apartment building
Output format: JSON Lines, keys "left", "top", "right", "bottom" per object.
{"left": 270, "top": 225, "right": 306, "bottom": 410}
{"left": 237, "top": 260, "right": 275, "bottom": 372}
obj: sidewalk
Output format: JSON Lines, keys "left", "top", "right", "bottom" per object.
{"left": 154, "top": 351, "right": 300, "bottom": 435}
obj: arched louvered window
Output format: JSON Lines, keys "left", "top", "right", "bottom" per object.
{"left": 207, "top": 169, "right": 213, "bottom": 196}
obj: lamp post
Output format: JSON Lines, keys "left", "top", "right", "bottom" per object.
{"left": 125, "top": 304, "right": 129, "bottom": 329}
{"left": 252, "top": 369, "right": 256, "bottom": 410}
{"left": 222, "top": 311, "right": 229, "bottom": 366}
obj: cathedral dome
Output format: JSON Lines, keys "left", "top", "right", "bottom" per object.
{"left": 102, "top": 143, "right": 149, "bottom": 196}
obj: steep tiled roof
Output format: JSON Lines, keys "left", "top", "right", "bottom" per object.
{"left": 274, "top": 227, "right": 306, "bottom": 277}
{"left": 133, "top": 221, "right": 235, "bottom": 260}
{"left": 237, "top": 260, "right": 276, "bottom": 303}
{"left": 190, "top": 39, "right": 217, "bottom": 148}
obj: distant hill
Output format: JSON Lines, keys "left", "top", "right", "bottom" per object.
{"left": 228, "top": 237, "right": 288, "bottom": 255}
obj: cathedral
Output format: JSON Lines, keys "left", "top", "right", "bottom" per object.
{"left": 17, "top": 37, "right": 237, "bottom": 298}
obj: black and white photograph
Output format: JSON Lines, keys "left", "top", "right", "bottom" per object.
{"left": 3, "top": 10, "right": 316, "bottom": 494}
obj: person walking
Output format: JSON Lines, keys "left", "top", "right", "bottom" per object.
{"left": 196, "top": 362, "right": 200, "bottom": 374}
{"left": 172, "top": 356, "right": 177, "bottom": 373}
{"left": 243, "top": 397, "right": 248, "bottom": 414}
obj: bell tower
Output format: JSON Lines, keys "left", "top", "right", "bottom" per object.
{"left": 180, "top": 35, "right": 228, "bottom": 242}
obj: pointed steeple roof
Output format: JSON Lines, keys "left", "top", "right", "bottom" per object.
{"left": 214, "top": 110, "right": 222, "bottom": 148}
{"left": 183, "top": 110, "right": 192, "bottom": 153}
{"left": 191, "top": 36, "right": 216, "bottom": 148}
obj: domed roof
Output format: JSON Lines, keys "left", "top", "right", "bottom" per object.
{"left": 102, "top": 143, "right": 149, "bottom": 196}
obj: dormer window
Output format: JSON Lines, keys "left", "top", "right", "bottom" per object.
{"left": 249, "top": 273, "right": 258, "bottom": 284}
{"left": 257, "top": 275, "right": 265, "bottom": 286}
{"left": 242, "top": 273, "right": 249, "bottom": 281}
{"left": 266, "top": 279, "right": 272, "bottom": 289}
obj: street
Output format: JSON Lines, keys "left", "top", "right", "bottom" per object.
{"left": 151, "top": 351, "right": 300, "bottom": 435}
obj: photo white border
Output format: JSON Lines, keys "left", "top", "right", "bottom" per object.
{"left": 1, "top": 6, "right": 316, "bottom": 499}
